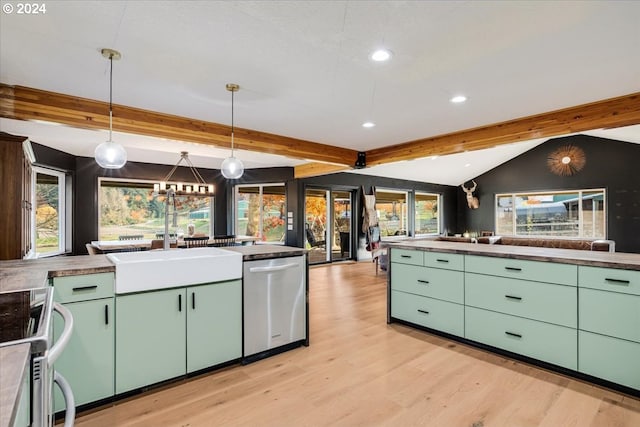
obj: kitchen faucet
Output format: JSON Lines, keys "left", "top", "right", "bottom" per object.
{"left": 164, "top": 188, "right": 177, "bottom": 250}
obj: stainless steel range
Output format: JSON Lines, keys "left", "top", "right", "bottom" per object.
{"left": 0, "top": 287, "right": 75, "bottom": 427}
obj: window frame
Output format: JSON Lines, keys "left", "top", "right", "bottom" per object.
{"left": 413, "top": 191, "right": 441, "bottom": 237}
{"left": 97, "top": 177, "right": 215, "bottom": 240}
{"left": 375, "top": 188, "right": 410, "bottom": 241}
{"left": 32, "top": 166, "right": 69, "bottom": 258}
{"left": 494, "top": 188, "right": 607, "bottom": 239}
{"left": 234, "top": 183, "right": 286, "bottom": 244}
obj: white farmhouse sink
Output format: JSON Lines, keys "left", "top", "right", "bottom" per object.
{"left": 107, "top": 247, "right": 243, "bottom": 294}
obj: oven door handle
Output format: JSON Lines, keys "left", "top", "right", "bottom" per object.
{"left": 54, "top": 371, "right": 76, "bottom": 427}
{"left": 49, "top": 302, "right": 74, "bottom": 366}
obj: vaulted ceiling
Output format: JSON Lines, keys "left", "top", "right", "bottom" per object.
{"left": 1, "top": 1, "right": 639, "bottom": 185}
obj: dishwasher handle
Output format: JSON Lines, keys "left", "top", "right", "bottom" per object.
{"left": 248, "top": 263, "right": 299, "bottom": 273}
{"left": 49, "top": 302, "right": 74, "bottom": 366}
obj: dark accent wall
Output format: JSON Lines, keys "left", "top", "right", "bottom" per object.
{"left": 459, "top": 135, "right": 640, "bottom": 253}
{"left": 298, "top": 173, "right": 458, "bottom": 258}
{"left": 33, "top": 133, "right": 637, "bottom": 255}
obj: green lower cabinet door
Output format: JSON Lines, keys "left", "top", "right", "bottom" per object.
{"left": 187, "top": 280, "right": 242, "bottom": 373}
{"left": 116, "top": 288, "right": 186, "bottom": 394}
{"left": 53, "top": 298, "right": 114, "bottom": 412}
{"left": 391, "top": 290, "right": 464, "bottom": 336}
{"left": 465, "top": 306, "right": 577, "bottom": 370}
{"left": 579, "top": 331, "right": 640, "bottom": 390}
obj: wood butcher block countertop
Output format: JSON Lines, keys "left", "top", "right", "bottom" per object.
{"left": 387, "top": 240, "right": 640, "bottom": 271}
{"left": 0, "top": 343, "right": 30, "bottom": 427}
{"left": 0, "top": 254, "right": 115, "bottom": 292}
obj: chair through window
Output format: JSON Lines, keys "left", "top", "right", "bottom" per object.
{"left": 118, "top": 235, "right": 144, "bottom": 240}
{"left": 184, "top": 236, "right": 209, "bottom": 248}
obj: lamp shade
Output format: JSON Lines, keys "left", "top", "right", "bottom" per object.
{"left": 221, "top": 156, "right": 244, "bottom": 179}
{"left": 95, "top": 140, "right": 127, "bottom": 169}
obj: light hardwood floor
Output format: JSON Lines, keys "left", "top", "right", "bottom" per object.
{"left": 74, "top": 262, "right": 640, "bottom": 426}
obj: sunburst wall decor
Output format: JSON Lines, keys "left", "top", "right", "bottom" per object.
{"left": 547, "top": 145, "right": 586, "bottom": 176}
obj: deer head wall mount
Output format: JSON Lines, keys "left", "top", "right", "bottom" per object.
{"left": 461, "top": 180, "right": 479, "bottom": 209}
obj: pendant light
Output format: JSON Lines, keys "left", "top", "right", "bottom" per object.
{"left": 94, "top": 48, "right": 127, "bottom": 169}
{"left": 221, "top": 83, "right": 244, "bottom": 179}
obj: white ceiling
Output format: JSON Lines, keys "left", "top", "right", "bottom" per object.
{"left": 1, "top": 1, "right": 639, "bottom": 185}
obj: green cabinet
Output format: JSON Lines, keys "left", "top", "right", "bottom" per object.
{"left": 465, "top": 255, "right": 577, "bottom": 286}
{"left": 115, "top": 287, "right": 186, "bottom": 394}
{"left": 578, "top": 266, "right": 640, "bottom": 390}
{"left": 390, "top": 249, "right": 465, "bottom": 336}
{"left": 52, "top": 273, "right": 115, "bottom": 411}
{"left": 116, "top": 280, "right": 242, "bottom": 393}
{"left": 187, "top": 281, "right": 242, "bottom": 373}
{"left": 391, "top": 264, "right": 464, "bottom": 304}
{"left": 465, "top": 273, "right": 577, "bottom": 328}
{"left": 391, "top": 290, "right": 464, "bottom": 336}
{"left": 579, "top": 331, "right": 640, "bottom": 390}
{"left": 465, "top": 306, "right": 577, "bottom": 370}
{"left": 389, "top": 246, "right": 640, "bottom": 391}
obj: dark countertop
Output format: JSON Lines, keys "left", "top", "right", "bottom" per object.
{"left": 387, "top": 240, "right": 640, "bottom": 271}
{"left": 0, "top": 343, "right": 30, "bottom": 427}
{"left": 224, "top": 244, "right": 307, "bottom": 261}
{"left": 0, "top": 255, "right": 115, "bottom": 292}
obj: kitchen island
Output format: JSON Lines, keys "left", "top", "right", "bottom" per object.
{"left": 386, "top": 240, "right": 640, "bottom": 395}
{"left": 0, "top": 245, "right": 307, "bottom": 423}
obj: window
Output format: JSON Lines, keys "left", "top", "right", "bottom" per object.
{"left": 495, "top": 189, "right": 606, "bottom": 238}
{"left": 376, "top": 189, "right": 408, "bottom": 238}
{"left": 414, "top": 192, "right": 440, "bottom": 236}
{"left": 98, "top": 179, "right": 213, "bottom": 240}
{"left": 32, "top": 167, "right": 69, "bottom": 257}
{"left": 236, "top": 184, "right": 286, "bottom": 243}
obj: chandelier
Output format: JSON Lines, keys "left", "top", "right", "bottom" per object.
{"left": 154, "top": 151, "right": 214, "bottom": 196}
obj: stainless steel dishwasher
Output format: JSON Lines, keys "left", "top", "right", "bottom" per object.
{"left": 243, "top": 255, "right": 307, "bottom": 360}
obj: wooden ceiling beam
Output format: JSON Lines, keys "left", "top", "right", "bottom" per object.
{"left": 367, "top": 92, "right": 640, "bottom": 166}
{"left": 294, "top": 162, "right": 351, "bottom": 179}
{"left": 0, "top": 84, "right": 360, "bottom": 166}
{"left": 2, "top": 84, "right": 639, "bottom": 176}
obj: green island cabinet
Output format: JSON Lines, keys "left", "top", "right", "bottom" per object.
{"left": 115, "top": 280, "right": 241, "bottom": 394}
{"left": 389, "top": 247, "right": 640, "bottom": 391}
{"left": 390, "top": 248, "right": 465, "bottom": 337}
{"left": 52, "top": 272, "right": 115, "bottom": 411}
{"left": 578, "top": 266, "right": 640, "bottom": 390}
{"left": 464, "top": 255, "right": 578, "bottom": 370}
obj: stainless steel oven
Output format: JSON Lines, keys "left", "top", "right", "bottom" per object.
{"left": 0, "top": 287, "right": 75, "bottom": 427}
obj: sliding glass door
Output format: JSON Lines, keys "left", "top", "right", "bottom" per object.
{"left": 305, "top": 188, "right": 353, "bottom": 264}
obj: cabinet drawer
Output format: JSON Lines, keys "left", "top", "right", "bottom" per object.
{"left": 465, "top": 255, "right": 577, "bottom": 286}
{"left": 465, "top": 306, "right": 577, "bottom": 370}
{"left": 423, "top": 252, "right": 464, "bottom": 271}
{"left": 465, "top": 273, "right": 576, "bottom": 328}
{"left": 579, "top": 331, "right": 640, "bottom": 390}
{"left": 391, "top": 290, "right": 464, "bottom": 337}
{"left": 390, "top": 248, "right": 423, "bottom": 266}
{"left": 579, "top": 288, "right": 640, "bottom": 342}
{"left": 578, "top": 266, "right": 640, "bottom": 296}
{"left": 53, "top": 273, "right": 114, "bottom": 303}
{"left": 391, "top": 264, "right": 464, "bottom": 303}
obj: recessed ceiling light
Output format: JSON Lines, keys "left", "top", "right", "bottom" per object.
{"left": 370, "top": 49, "right": 392, "bottom": 62}
{"left": 450, "top": 95, "right": 467, "bottom": 104}
{"left": 464, "top": 163, "right": 471, "bottom": 167}
{"left": 362, "top": 122, "right": 376, "bottom": 128}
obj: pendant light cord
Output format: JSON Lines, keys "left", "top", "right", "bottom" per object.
{"left": 108, "top": 53, "right": 114, "bottom": 142}
{"left": 231, "top": 89, "right": 235, "bottom": 156}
